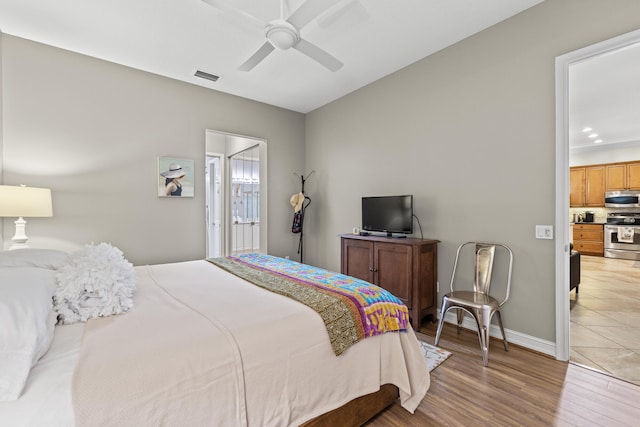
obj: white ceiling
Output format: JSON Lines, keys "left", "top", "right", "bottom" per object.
{"left": 569, "top": 41, "right": 640, "bottom": 150}
{"left": 0, "top": 0, "right": 542, "bottom": 113}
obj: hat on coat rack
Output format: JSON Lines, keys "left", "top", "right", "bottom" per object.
{"left": 290, "top": 192, "right": 305, "bottom": 213}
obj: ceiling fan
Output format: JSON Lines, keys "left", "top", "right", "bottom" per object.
{"left": 202, "top": 0, "right": 344, "bottom": 72}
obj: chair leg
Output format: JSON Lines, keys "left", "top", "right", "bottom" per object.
{"left": 434, "top": 299, "right": 451, "bottom": 346}
{"left": 495, "top": 310, "right": 509, "bottom": 352}
{"left": 456, "top": 309, "right": 464, "bottom": 334}
{"left": 479, "top": 307, "right": 492, "bottom": 367}
{"left": 467, "top": 308, "right": 490, "bottom": 367}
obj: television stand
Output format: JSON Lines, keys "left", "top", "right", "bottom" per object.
{"left": 340, "top": 234, "right": 440, "bottom": 329}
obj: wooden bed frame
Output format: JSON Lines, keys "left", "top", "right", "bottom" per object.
{"left": 301, "top": 384, "right": 399, "bottom": 427}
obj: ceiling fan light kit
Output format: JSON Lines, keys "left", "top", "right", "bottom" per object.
{"left": 266, "top": 20, "right": 300, "bottom": 50}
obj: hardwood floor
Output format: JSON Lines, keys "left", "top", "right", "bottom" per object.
{"left": 365, "top": 321, "right": 640, "bottom": 426}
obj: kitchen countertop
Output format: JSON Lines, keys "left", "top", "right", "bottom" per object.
{"left": 570, "top": 222, "right": 606, "bottom": 225}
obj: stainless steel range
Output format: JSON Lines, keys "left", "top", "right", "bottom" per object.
{"left": 604, "top": 212, "right": 640, "bottom": 260}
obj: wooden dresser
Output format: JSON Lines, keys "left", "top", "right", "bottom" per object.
{"left": 572, "top": 223, "right": 604, "bottom": 256}
{"left": 340, "top": 234, "right": 439, "bottom": 329}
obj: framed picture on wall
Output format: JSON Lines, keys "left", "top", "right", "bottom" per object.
{"left": 157, "top": 157, "right": 195, "bottom": 197}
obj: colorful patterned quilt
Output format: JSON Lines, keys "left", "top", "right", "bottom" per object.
{"left": 208, "top": 254, "right": 409, "bottom": 355}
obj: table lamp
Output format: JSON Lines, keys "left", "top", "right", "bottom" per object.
{"left": 0, "top": 185, "right": 53, "bottom": 250}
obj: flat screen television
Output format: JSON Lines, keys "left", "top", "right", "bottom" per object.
{"left": 361, "top": 195, "right": 413, "bottom": 237}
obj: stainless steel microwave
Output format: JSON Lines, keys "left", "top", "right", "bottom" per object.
{"left": 605, "top": 190, "right": 640, "bottom": 208}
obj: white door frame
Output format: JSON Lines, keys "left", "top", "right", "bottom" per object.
{"left": 205, "top": 154, "right": 223, "bottom": 258}
{"left": 555, "top": 28, "right": 640, "bottom": 361}
{"left": 205, "top": 129, "right": 268, "bottom": 257}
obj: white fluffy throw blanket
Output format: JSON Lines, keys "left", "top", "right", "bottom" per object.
{"left": 54, "top": 243, "right": 136, "bottom": 324}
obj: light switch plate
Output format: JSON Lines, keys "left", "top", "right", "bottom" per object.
{"left": 535, "top": 225, "right": 554, "bottom": 239}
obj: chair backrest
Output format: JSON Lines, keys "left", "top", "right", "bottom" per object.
{"left": 474, "top": 243, "right": 496, "bottom": 295}
{"left": 450, "top": 241, "right": 513, "bottom": 306}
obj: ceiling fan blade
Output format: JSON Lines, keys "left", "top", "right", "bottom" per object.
{"left": 201, "top": 0, "right": 264, "bottom": 28}
{"left": 294, "top": 38, "right": 343, "bottom": 72}
{"left": 238, "top": 42, "right": 275, "bottom": 71}
{"left": 288, "top": 0, "right": 342, "bottom": 29}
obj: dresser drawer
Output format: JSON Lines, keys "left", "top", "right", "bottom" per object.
{"left": 573, "top": 223, "right": 602, "bottom": 231}
{"left": 573, "top": 241, "right": 604, "bottom": 255}
{"left": 573, "top": 230, "right": 604, "bottom": 240}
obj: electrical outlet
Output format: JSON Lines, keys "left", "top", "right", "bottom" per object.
{"left": 535, "top": 225, "right": 554, "bottom": 240}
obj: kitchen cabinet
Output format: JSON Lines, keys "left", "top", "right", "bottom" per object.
{"left": 570, "top": 168, "right": 586, "bottom": 206}
{"left": 340, "top": 234, "right": 439, "bottom": 330}
{"left": 572, "top": 223, "right": 604, "bottom": 256}
{"left": 586, "top": 166, "right": 606, "bottom": 206}
{"left": 570, "top": 165, "right": 605, "bottom": 207}
{"left": 606, "top": 161, "right": 640, "bottom": 191}
{"left": 629, "top": 162, "right": 640, "bottom": 189}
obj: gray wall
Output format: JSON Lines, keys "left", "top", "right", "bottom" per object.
{"left": 0, "top": 35, "right": 305, "bottom": 265}
{"left": 3, "top": 0, "right": 640, "bottom": 347}
{"left": 303, "top": 0, "right": 640, "bottom": 343}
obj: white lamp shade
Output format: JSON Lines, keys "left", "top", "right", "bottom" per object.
{"left": 0, "top": 185, "right": 53, "bottom": 217}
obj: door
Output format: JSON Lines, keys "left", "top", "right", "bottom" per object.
{"left": 604, "top": 224, "right": 640, "bottom": 257}
{"left": 230, "top": 145, "right": 260, "bottom": 255}
{"left": 341, "top": 238, "right": 374, "bottom": 282}
{"left": 628, "top": 163, "right": 640, "bottom": 189}
{"left": 585, "top": 166, "right": 605, "bottom": 206}
{"left": 205, "top": 155, "right": 222, "bottom": 258}
{"left": 374, "top": 242, "right": 412, "bottom": 306}
{"left": 570, "top": 167, "right": 585, "bottom": 206}
{"left": 606, "top": 164, "right": 627, "bottom": 191}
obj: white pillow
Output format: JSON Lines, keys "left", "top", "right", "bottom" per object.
{"left": 54, "top": 243, "right": 136, "bottom": 324}
{"left": 0, "top": 249, "right": 69, "bottom": 270}
{"left": 0, "top": 267, "right": 57, "bottom": 401}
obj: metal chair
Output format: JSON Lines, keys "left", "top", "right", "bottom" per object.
{"left": 434, "top": 242, "right": 513, "bottom": 366}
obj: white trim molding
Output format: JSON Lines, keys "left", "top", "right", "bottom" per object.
{"left": 442, "top": 312, "right": 556, "bottom": 357}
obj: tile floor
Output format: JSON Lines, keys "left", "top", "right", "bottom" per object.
{"left": 570, "top": 254, "right": 640, "bottom": 385}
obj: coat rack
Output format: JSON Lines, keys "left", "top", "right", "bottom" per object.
{"left": 293, "top": 170, "right": 314, "bottom": 263}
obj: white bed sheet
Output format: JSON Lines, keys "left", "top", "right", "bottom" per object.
{"left": 0, "top": 322, "right": 84, "bottom": 426}
{"left": 0, "top": 260, "right": 429, "bottom": 426}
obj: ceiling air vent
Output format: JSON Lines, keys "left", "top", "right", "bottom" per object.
{"left": 194, "top": 70, "right": 220, "bottom": 82}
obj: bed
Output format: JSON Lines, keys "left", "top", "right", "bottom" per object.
{"left": 0, "top": 248, "right": 430, "bottom": 426}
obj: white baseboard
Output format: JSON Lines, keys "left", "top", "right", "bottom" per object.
{"left": 441, "top": 312, "right": 556, "bottom": 357}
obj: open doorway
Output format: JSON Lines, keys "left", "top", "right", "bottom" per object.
{"left": 556, "top": 29, "right": 640, "bottom": 382}
{"left": 205, "top": 130, "right": 267, "bottom": 258}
